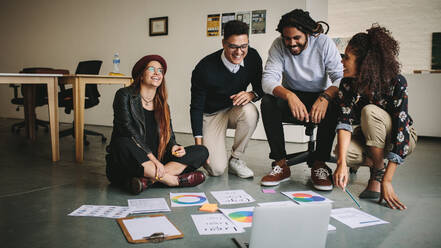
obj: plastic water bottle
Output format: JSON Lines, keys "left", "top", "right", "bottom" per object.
{"left": 112, "top": 53, "right": 120, "bottom": 73}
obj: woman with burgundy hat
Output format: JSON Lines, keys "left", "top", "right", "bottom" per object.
{"left": 106, "top": 54, "right": 208, "bottom": 194}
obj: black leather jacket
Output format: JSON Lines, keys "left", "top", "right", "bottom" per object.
{"left": 109, "top": 85, "right": 177, "bottom": 155}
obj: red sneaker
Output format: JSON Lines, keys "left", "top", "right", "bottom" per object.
{"left": 261, "top": 159, "right": 291, "bottom": 186}
{"left": 311, "top": 165, "right": 333, "bottom": 191}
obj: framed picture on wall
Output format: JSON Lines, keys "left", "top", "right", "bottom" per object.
{"left": 149, "top": 16, "right": 168, "bottom": 36}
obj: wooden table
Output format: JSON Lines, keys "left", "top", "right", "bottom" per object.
{"left": 59, "top": 74, "right": 132, "bottom": 162}
{"left": 0, "top": 73, "right": 61, "bottom": 162}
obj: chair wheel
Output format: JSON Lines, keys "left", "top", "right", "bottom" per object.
{"left": 101, "top": 137, "right": 107, "bottom": 143}
{"left": 349, "top": 167, "right": 358, "bottom": 174}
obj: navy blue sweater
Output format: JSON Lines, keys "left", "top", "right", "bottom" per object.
{"left": 190, "top": 48, "right": 263, "bottom": 136}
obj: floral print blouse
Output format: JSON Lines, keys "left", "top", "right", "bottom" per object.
{"left": 336, "top": 75, "right": 414, "bottom": 164}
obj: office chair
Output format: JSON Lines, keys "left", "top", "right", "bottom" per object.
{"left": 284, "top": 122, "right": 337, "bottom": 168}
{"left": 10, "top": 67, "right": 69, "bottom": 133}
{"left": 59, "top": 60, "right": 107, "bottom": 146}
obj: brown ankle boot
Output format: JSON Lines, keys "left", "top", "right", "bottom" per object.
{"left": 129, "top": 177, "right": 152, "bottom": 195}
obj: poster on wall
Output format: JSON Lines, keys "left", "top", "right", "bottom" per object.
{"left": 332, "top": 37, "right": 351, "bottom": 54}
{"left": 251, "top": 10, "right": 266, "bottom": 34}
{"left": 207, "top": 14, "right": 220, "bottom": 37}
{"left": 221, "top": 13, "right": 235, "bottom": 35}
{"left": 235, "top": 11, "right": 251, "bottom": 34}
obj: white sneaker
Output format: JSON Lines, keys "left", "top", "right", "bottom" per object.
{"left": 228, "top": 157, "right": 254, "bottom": 178}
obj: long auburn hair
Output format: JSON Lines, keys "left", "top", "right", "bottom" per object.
{"left": 133, "top": 67, "right": 171, "bottom": 161}
{"left": 347, "top": 24, "right": 400, "bottom": 99}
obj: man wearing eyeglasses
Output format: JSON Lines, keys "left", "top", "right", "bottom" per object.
{"left": 190, "top": 20, "right": 263, "bottom": 178}
{"left": 260, "top": 9, "right": 343, "bottom": 191}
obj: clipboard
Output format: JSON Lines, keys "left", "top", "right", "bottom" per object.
{"left": 117, "top": 214, "right": 184, "bottom": 243}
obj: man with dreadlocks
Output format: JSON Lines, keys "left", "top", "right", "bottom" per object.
{"left": 260, "top": 9, "right": 343, "bottom": 190}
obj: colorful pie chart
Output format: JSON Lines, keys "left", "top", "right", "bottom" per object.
{"left": 171, "top": 195, "right": 207, "bottom": 205}
{"left": 292, "top": 193, "right": 326, "bottom": 202}
{"left": 229, "top": 211, "right": 253, "bottom": 223}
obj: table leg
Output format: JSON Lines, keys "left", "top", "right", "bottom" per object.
{"left": 23, "top": 84, "right": 37, "bottom": 141}
{"left": 47, "top": 78, "right": 60, "bottom": 162}
{"left": 73, "top": 78, "right": 85, "bottom": 162}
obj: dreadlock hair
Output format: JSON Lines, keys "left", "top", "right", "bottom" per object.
{"left": 347, "top": 23, "right": 401, "bottom": 99}
{"left": 276, "top": 9, "right": 329, "bottom": 36}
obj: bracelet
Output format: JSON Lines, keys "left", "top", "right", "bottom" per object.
{"left": 319, "top": 92, "right": 331, "bottom": 102}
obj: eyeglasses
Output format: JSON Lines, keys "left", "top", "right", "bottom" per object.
{"left": 226, "top": 42, "right": 249, "bottom": 51}
{"left": 146, "top": 66, "right": 164, "bottom": 74}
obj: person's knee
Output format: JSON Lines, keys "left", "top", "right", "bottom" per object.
{"left": 240, "top": 104, "right": 259, "bottom": 127}
{"left": 361, "top": 104, "right": 382, "bottom": 121}
{"left": 191, "top": 145, "right": 209, "bottom": 162}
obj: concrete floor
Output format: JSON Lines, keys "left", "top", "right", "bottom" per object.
{"left": 0, "top": 117, "right": 440, "bottom": 248}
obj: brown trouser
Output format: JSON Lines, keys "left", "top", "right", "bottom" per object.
{"left": 339, "top": 104, "right": 417, "bottom": 166}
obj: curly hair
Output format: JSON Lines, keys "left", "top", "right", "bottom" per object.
{"left": 276, "top": 9, "right": 329, "bottom": 36}
{"left": 347, "top": 24, "right": 401, "bottom": 98}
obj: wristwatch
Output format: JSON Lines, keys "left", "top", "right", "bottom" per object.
{"left": 319, "top": 92, "right": 332, "bottom": 102}
{"left": 250, "top": 91, "right": 260, "bottom": 102}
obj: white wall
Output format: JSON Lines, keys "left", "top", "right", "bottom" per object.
{"left": 0, "top": 0, "right": 328, "bottom": 141}
{"left": 328, "top": 0, "right": 441, "bottom": 73}
{"left": 406, "top": 74, "right": 441, "bottom": 137}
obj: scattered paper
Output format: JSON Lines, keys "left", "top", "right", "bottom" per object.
{"left": 282, "top": 191, "right": 333, "bottom": 205}
{"left": 262, "top": 189, "right": 276, "bottom": 194}
{"left": 219, "top": 207, "right": 255, "bottom": 229}
{"left": 191, "top": 213, "right": 244, "bottom": 235}
{"left": 199, "top": 203, "right": 218, "bottom": 212}
{"left": 210, "top": 189, "right": 255, "bottom": 205}
{"left": 170, "top": 192, "right": 208, "bottom": 207}
{"left": 123, "top": 216, "right": 181, "bottom": 240}
{"left": 68, "top": 205, "right": 130, "bottom": 219}
{"left": 257, "top": 201, "right": 296, "bottom": 207}
{"left": 128, "top": 198, "right": 170, "bottom": 214}
{"left": 331, "top": 207, "right": 389, "bottom": 229}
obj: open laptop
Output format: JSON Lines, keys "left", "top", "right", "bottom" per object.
{"left": 233, "top": 204, "right": 332, "bottom": 248}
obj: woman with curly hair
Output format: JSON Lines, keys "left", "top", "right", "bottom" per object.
{"left": 106, "top": 55, "right": 208, "bottom": 195}
{"left": 333, "top": 24, "right": 417, "bottom": 210}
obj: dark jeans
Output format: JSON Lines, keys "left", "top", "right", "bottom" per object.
{"left": 260, "top": 90, "right": 337, "bottom": 163}
{"left": 106, "top": 137, "right": 209, "bottom": 186}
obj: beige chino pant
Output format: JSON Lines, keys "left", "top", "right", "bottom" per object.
{"left": 202, "top": 103, "right": 259, "bottom": 176}
{"left": 341, "top": 104, "right": 417, "bottom": 167}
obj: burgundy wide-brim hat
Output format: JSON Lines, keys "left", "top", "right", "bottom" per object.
{"left": 131, "top": 54, "right": 167, "bottom": 79}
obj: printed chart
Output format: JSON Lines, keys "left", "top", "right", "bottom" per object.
{"left": 170, "top": 192, "right": 208, "bottom": 207}
{"left": 282, "top": 191, "right": 333, "bottom": 205}
{"left": 220, "top": 207, "right": 255, "bottom": 229}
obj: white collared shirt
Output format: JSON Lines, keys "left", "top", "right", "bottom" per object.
{"left": 221, "top": 50, "right": 244, "bottom": 73}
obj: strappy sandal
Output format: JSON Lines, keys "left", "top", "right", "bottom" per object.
{"left": 359, "top": 164, "right": 386, "bottom": 199}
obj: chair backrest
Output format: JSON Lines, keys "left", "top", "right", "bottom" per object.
{"left": 75, "top": 60, "right": 102, "bottom": 105}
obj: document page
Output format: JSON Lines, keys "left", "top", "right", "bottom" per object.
{"left": 331, "top": 207, "right": 389, "bottom": 229}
